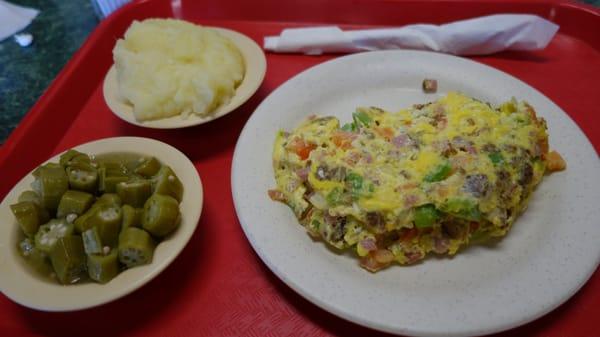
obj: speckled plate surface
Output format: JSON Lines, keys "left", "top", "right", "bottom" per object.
{"left": 103, "top": 27, "right": 266, "bottom": 129}
{"left": 231, "top": 50, "right": 600, "bottom": 336}
{"left": 0, "top": 137, "right": 203, "bottom": 311}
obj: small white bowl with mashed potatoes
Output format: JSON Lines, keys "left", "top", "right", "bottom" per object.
{"left": 103, "top": 18, "right": 266, "bottom": 128}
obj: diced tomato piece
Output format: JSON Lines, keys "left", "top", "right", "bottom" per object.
{"left": 288, "top": 138, "right": 316, "bottom": 160}
{"left": 399, "top": 227, "right": 418, "bottom": 241}
{"left": 331, "top": 131, "right": 355, "bottom": 150}
{"left": 546, "top": 150, "right": 566, "bottom": 172}
{"left": 268, "top": 189, "right": 286, "bottom": 202}
{"left": 374, "top": 126, "right": 394, "bottom": 140}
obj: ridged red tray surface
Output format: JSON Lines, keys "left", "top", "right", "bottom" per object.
{"left": 1, "top": 1, "right": 598, "bottom": 336}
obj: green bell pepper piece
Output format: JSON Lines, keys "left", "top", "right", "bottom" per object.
{"left": 413, "top": 204, "right": 441, "bottom": 228}
{"left": 423, "top": 161, "right": 452, "bottom": 182}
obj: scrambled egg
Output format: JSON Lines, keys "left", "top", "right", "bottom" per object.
{"left": 270, "top": 92, "right": 564, "bottom": 271}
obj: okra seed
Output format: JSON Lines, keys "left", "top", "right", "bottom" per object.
{"left": 168, "top": 175, "right": 175, "bottom": 182}
{"left": 103, "top": 246, "right": 110, "bottom": 255}
{"left": 66, "top": 213, "right": 78, "bottom": 223}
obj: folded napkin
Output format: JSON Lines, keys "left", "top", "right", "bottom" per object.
{"left": 0, "top": 0, "right": 38, "bottom": 42}
{"left": 264, "top": 14, "right": 559, "bottom": 56}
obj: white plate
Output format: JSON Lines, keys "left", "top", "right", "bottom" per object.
{"left": 103, "top": 27, "right": 267, "bottom": 129}
{"left": 0, "top": 137, "right": 203, "bottom": 311}
{"left": 231, "top": 50, "right": 600, "bottom": 336}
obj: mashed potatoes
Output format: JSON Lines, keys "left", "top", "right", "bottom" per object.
{"left": 113, "top": 19, "right": 245, "bottom": 121}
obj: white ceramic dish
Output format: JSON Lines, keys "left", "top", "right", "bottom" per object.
{"left": 103, "top": 27, "right": 267, "bottom": 129}
{"left": 0, "top": 137, "right": 203, "bottom": 311}
{"left": 231, "top": 50, "right": 600, "bottom": 336}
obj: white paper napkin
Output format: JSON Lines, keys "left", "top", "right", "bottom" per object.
{"left": 264, "top": 14, "right": 559, "bottom": 56}
{"left": 0, "top": 0, "right": 38, "bottom": 42}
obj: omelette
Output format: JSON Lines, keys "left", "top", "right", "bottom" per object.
{"left": 269, "top": 92, "right": 565, "bottom": 272}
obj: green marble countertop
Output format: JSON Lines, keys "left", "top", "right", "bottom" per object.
{"left": 0, "top": 0, "right": 598, "bottom": 143}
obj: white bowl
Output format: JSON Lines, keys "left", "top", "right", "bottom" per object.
{"left": 103, "top": 26, "right": 267, "bottom": 129}
{"left": 0, "top": 137, "right": 203, "bottom": 311}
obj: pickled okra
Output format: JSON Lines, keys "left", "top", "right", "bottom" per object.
{"left": 18, "top": 238, "right": 53, "bottom": 276}
{"left": 134, "top": 157, "right": 161, "bottom": 177}
{"left": 76, "top": 204, "right": 122, "bottom": 247}
{"left": 74, "top": 193, "right": 121, "bottom": 232}
{"left": 57, "top": 190, "right": 94, "bottom": 218}
{"left": 121, "top": 204, "right": 142, "bottom": 230}
{"left": 152, "top": 166, "right": 183, "bottom": 201}
{"left": 32, "top": 163, "right": 69, "bottom": 211}
{"left": 116, "top": 180, "right": 152, "bottom": 207}
{"left": 50, "top": 235, "right": 86, "bottom": 284}
{"left": 35, "top": 219, "right": 75, "bottom": 253}
{"left": 12, "top": 148, "right": 183, "bottom": 285}
{"left": 59, "top": 149, "right": 91, "bottom": 167}
{"left": 82, "top": 227, "right": 103, "bottom": 255}
{"left": 87, "top": 249, "right": 119, "bottom": 283}
{"left": 10, "top": 201, "right": 48, "bottom": 237}
{"left": 118, "top": 227, "right": 155, "bottom": 268}
{"left": 18, "top": 190, "right": 42, "bottom": 204}
{"left": 142, "top": 194, "right": 180, "bottom": 237}
{"left": 66, "top": 162, "right": 98, "bottom": 192}
{"left": 98, "top": 164, "right": 129, "bottom": 193}
{"left": 97, "top": 193, "right": 122, "bottom": 206}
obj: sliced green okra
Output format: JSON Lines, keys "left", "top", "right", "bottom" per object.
{"left": 18, "top": 238, "right": 53, "bottom": 276}
{"left": 152, "top": 166, "right": 183, "bottom": 202}
{"left": 134, "top": 157, "right": 161, "bottom": 177}
{"left": 87, "top": 249, "right": 119, "bottom": 284}
{"left": 80, "top": 204, "right": 122, "bottom": 247}
{"left": 118, "top": 227, "right": 155, "bottom": 268}
{"left": 82, "top": 227, "right": 103, "bottom": 255}
{"left": 10, "top": 201, "right": 49, "bottom": 237}
{"left": 49, "top": 235, "right": 86, "bottom": 284}
{"left": 74, "top": 194, "right": 121, "bottom": 233}
{"left": 142, "top": 194, "right": 180, "bottom": 237}
{"left": 18, "top": 190, "right": 41, "bottom": 205}
{"left": 116, "top": 179, "right": 152, "bottom": 207}
{"left": 59, "top": 149, "right": 91, "bottom": 167}
{"left": 97, "top": 193, "right": 123, "bottom": 207}
{"left": 66, "top": 162, "right": 98, "bottom": 193}
{"left": 98, "top": 165, "right": 129, "bottom": 193}
{"left": 34, "top": 219, "right": 75, "bottom": 253}
{"left": 31, "top": 163, "right": 69, "bottom": 211}
{"left": 57, "top": 190, "right": 94, "bottom": 218}
{"left": 121, "top": 204, "right": 142, "bottom": 230}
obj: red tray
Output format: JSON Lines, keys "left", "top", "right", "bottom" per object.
{"left": 1, "top": 0, "right": 599, "bottom": 336}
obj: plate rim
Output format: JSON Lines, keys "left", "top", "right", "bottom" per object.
{"left": 231, "top": 49, "right": 600, "bottom": 336}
